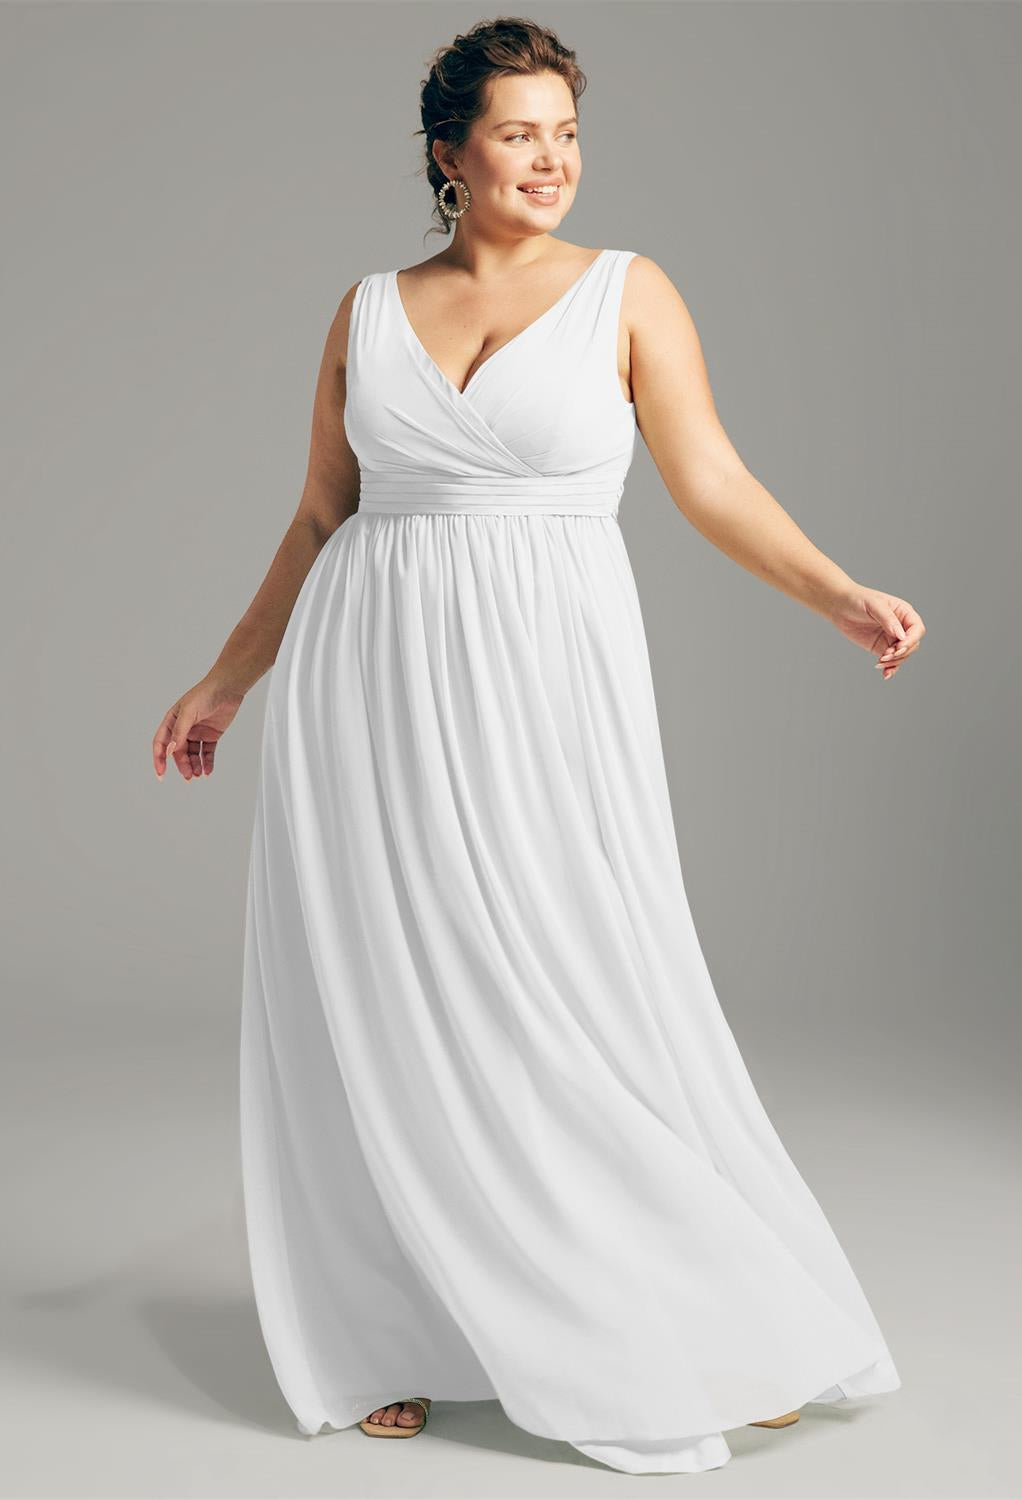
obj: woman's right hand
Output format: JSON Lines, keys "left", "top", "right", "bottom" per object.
{"left": 152, "top": 674, "right": 247, "bottom": 781}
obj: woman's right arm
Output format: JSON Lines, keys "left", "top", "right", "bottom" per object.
{"left": 152, "top": 280, "right": 363, "bottom": 781}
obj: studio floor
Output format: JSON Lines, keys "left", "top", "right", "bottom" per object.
{"left": 3, "top": 1006, "right": 1015, "bottom": 1500}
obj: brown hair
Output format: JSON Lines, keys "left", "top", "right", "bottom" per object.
{"left": 414, "top": 17, "right": 588, "bottom": 238}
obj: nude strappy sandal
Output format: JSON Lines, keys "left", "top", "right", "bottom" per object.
{"left": 359, "top": 1397, "right": 432, "bottom": 1438}
{"left": 749, "top": 1410, "right": 800, "bottom": 1427}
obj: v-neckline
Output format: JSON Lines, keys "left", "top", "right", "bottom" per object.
{"left": 390, "top": 248, "right": 610, "bottom": 401}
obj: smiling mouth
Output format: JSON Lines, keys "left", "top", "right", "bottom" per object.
{"left": 518, "top": 185, "right": 561, "bottom": 199}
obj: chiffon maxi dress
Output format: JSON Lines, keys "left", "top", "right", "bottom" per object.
{"left": 239, "top": 246, "right": 901, "bottom": 1475}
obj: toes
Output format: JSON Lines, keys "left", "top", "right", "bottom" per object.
{"left": 366, "top": 1398, "right": 426, "bottom": 1427}
{"left": 368, "top": 1403, "right": 402, "bottom": 1425}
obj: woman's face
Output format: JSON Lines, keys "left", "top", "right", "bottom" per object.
{"left": 437, "top": 71, "right": 581, "bottom": 234}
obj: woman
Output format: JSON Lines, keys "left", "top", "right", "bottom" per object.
{"left": 152, "top": 19, "right": 920, "bottom": 1477}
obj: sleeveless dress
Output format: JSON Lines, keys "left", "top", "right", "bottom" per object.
{"left": 239, "top": 247, "right": 901, "bottom": 1475}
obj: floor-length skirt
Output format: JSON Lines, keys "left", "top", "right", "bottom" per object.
{"left": 240, "top": 509, "right": 900, "bottom": 1474}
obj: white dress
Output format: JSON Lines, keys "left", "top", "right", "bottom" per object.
{"left": 239, "top": 247, "right": 901, "bottom": 1475}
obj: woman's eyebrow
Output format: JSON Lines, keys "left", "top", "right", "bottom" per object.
{"left": 490, "top": 117, "right": 578, "bottom": 130}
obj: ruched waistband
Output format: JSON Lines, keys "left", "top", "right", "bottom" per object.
{"left": 356, "top": 472, "right": 621, "bottom": 517}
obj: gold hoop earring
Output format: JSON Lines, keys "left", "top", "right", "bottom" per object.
{"left": 437, "top": 178, "right": 471, "bottom": 219}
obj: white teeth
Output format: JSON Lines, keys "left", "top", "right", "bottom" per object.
{"left": 520, "top": 186, "right": 559, "bottom": 194}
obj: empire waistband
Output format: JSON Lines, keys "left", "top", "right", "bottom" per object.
{"left": 356, "top": 473, "right": 622, "bottom": 517}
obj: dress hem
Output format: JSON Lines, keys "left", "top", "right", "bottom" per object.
{"left": 291, "top": 1349, "right": 901, "bottom": 1475}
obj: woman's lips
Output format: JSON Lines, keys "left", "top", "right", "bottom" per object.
{"left": 517, "top": 185, "right": 561, "bottom": 203}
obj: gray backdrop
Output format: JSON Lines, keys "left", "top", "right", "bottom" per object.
{"left": 2, "top": 3, "right": 1017, "bottom": 1496}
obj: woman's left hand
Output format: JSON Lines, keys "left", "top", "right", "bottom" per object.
{"left": 829, "top": 585, "right": 926, "bottom": 680}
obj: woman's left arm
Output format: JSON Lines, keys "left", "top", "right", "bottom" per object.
{"left": 625, "top": 256, "right": 925, "bottom": 680}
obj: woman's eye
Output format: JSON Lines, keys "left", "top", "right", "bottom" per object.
{"left": 508, "top": 132, "right": 577, "bottom": 143}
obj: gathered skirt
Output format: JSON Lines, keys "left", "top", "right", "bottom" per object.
{"left": 240, "top": 510, "right": 900, "bottom": 1474}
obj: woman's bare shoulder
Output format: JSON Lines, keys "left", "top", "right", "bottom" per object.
{"left": 620, "top": 253, "right": 693, "bottom": 329}
{"left": 323, "top": 278, "right": 368, "bottom": 372}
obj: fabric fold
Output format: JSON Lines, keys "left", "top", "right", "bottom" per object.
{"left": 240, "top": 248, "right": 901, "bottom": 1475}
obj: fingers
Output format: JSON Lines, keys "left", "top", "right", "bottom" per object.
{"left": 170, "top": 735, "right": 212, "bottom": 779}
{"left": 877, "top": 636, "right": 919, "bottom": 665}
{"left": 883, "top": 609, "right": 908, "bottom": 644}
{"left": 876, "top": 620, "right": 925, "bottom": 663}
{"left": 153, "top": 705, "right": 181, "bottom": 779}
{"left": 873, "top": 600, "right": 926, "bottom": 681}
{"left": 167, "top": 708, "right": 193, "bottom": 774}
{"left": 875, "top": 626, "right": 925, "bottom": 679}
{"left": 876, "top": 644, "right": 909, "bottom": 678}
{"left": 174, "top": 733, "right": 210, "bottom": 780}
{"left": 153, "top": 704, "right": 214, "bottom": 780}
{"left": 184, "top": 734, "right": 202, "bottom": 778}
